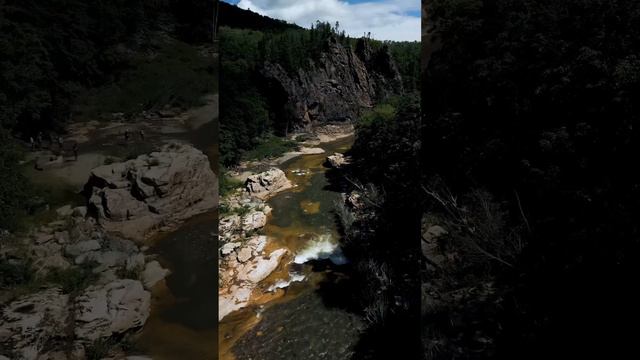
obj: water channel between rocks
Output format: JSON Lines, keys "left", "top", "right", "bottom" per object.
{"left": 133, "top": 116, "right": 218, "bottom": 359}
{"left": 220, "top": 135, "right": 365, "bottom": 360}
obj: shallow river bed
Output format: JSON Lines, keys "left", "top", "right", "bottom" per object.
{"left": 220, "top": 136, "right": 365, "bottom": 360}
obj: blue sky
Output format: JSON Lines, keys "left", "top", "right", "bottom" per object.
{"left": 221, "top": 0, "right": 420, "bottom": 42}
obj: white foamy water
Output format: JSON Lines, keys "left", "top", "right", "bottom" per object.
{"left": 267, "top": 273, "right": 307, "bottom": 292}
{"left": 293, "top": 234, "right": 348, "bottom": 265}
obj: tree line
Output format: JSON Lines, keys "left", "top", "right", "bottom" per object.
{"left": 219, "top": 16, "right": 420, "bottom": 166}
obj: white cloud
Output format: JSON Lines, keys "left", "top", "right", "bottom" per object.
{"left": 234, "top": 0, "right": 420, "bottom": 42}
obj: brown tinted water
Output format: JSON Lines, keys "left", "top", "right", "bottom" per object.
{"left": 219, "top": 136, "right": 364, "bottom": 360}
{"left": 135, "top": 211, "right": 217, "bottom": 359}
{"left": 133, "top": 114, "right": 218, "bottom": 359}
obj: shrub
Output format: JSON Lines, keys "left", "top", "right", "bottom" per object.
{"left": 115, "top": 265, "right": 142, "bottom": 280}
{"left": 423, "top": 183, "right": 525, "bottom": 272}
{"left": 241, "top": 135, "right": 297, "bottom": 161}
{"left": 46, "top": 262, "right": 99, "bottom": 294}
{"left": 85, "top": 338, "right": 114, "bottom": 360}
{"left": 0, "top": 259, "right": 35, "bottom": 289}
{"left": 219, "top": 169, "right": 244, "bottom": 198}
{"left": 0, "top": 129, "right": 31, "bottom": 231}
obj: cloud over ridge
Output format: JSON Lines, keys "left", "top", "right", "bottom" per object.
{"left": 233, "top": 0, "right": 420, "bottom": 41}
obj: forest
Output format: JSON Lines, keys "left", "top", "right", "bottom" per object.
{"left": 0, "top": 0, "right": 214, "bottom": 231}
{"left": 421, "top": 0, "right": 639, "bottom": 358}
{"left": 218, "top": 5, "right": 423, "bottom": 357}
{"left": 335, "top": 95, "right": 423, "bottom": 358}
{"left": 219, "top": 7, "right": 420, "bottom": 167}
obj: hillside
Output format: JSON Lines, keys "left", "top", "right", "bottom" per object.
{"left": 0, "top": 0, "right": 216, "bottom": 231}
{"left": 218, "top": 1, "right": 301, "bottom": 31}
{"left": 219, "top": 13, "right": 419, "bottom": 165}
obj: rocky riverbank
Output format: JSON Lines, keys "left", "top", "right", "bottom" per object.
{"left": 0, "top": 143, "right": 215, "bottom": 359}
{"left": 228, "top": 124, "right": 353, "bottom": 183}
{"left": 218, "top": 168, "right": 292, "bottom": 321}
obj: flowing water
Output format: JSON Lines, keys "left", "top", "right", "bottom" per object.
{"left": 219, "top": 136, "right": 365, "bottom": 360}
{"left": 135, "top": 211, "right": 217, "bottom": 359}
{"left": 133, "top": 111, "right": 218, "bottom": 359}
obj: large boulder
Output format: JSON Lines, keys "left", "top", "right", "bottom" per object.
{"left": 236, "top": 248, "right": 287, "bottom": 283}
{"left": 245, "top": 168, "right": 292, "bottom": 200}
{"left": 74, "top": 279, "right": 150, "bottom": 341}
{"left": 241, "top": 211, "right": 268, "bottom": 232}
{"left": 85, "top": 143, "right": 216, "bottom": 240}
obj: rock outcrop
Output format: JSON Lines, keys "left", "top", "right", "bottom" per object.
{"left": 85, "top": 142, "right": 216, "bottom": 240}
{"left": 0, "top": 289, "right": 70, "bottom": 360}
{"left": 326, "top": 153, "right": 350, "bottom": 168}
{"left": 219, "top": 235, "right": 288, "bottom": 320}
{"left": 245, "top": 168, "right": 292, "bottom": 200}
{"left": 0, "top": 199, "right": 168, "bottom": 359}
{"left": 260, "top": 37, "right": 403, "bottom": 129}
{"left": 218, "top": 189, "right": 289, "bottom": 320}
{"left": 74, "top": 280, "right": 150, "bottom": 341}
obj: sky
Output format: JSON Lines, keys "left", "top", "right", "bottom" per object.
{"left": 222, "top": 0, "right": 420, "bottom": 42}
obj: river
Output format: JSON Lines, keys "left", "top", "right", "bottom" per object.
{"left": 133, "top": 113, "right": 218, "bottom": 359}
{"left": 219, "top": 135, "right": 365, "bottom": 360}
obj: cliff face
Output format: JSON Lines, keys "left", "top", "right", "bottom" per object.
{"left": 260, "top": 37, "right": 403, "bottom": 130}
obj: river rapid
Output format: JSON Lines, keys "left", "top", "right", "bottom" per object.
{"left": 220, "top": 136, "right": 365, "bottom": 360}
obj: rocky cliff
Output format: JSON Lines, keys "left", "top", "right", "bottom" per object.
{"left": 260, "top": 37, "right": 403, "bottom": 130}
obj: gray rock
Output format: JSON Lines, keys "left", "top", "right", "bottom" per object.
{"left": 241, "top": 211, "right": 268, "bottom": 233}
{"left": 245, "top": 168, "right": 292, "bottom": 200}
{"left": 74, "top": 279, "right": 150, "bottom": 341}
{"left": 141, "top": 261, "right": 169, "bottom": 289}
{"left": 260, "top": 37, "right": 402, "bottom": 129}
{"left": 220, "top": 241, "right": 241, "bottom": 256}
{"left": 326, "top": 153, "right": 349, "bottom": 168}
{"left": 424, "top": 225, "right": 448, "bottom": 242}
{"left": 236, "top": 247, "right": 253, "bottom": 263}
{"left": 72, "top": 206, "right": 88, "bottom": 218}
{"left": 85, "top": 143, "right": 216, "bottom": 240}
{"left": 55, "top": 205, "right": 73, "bottom": 217}
{"left": 237, "top": 249, "right": 288, "bottom": 283}
{"left": 0, "top": 288, "right": 70, "bottom": 360}
{"left": 65, "top": 239, "right": 102, "bottom": 257}
{"left": 220, "top": 215, "right": 240, "bottom": 235}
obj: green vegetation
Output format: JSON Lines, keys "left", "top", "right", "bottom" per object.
{"left": 220, "top": 16, "right": 420, "bottom": 166}
{"left": 0, "top": 0, "right": 213, "bottom": 134}
{"left": 115, "top": 265, "right": 143, "bottom": 281}
{"left": 336, "top": 94, "right": 422, "bottom": 357}
{"left": 0, "top": 258, "right": 98, "bottom": 298}
{"left": 45, "top": 262, "right": 99, "bottom": 294}
{"left": 219, "top": 169, "right": 244, "bottom": 199}
{"left": 0, "top": 259, "right": 34, "bottom": 289}
{"left": 241, "top": 135, "right": 297, "bottom": 161}
{"left": 85, "top": 337, "right": 115, "bottom": 360}
{"left": 422, "top": 0, "right": 639, "bottom": 357}
{"left": 75, "top": 41, "right": 215, "bottom": 120}
{"left": 220, "top": 203, "right": 253, "bottom": 218}
{"left": 0, "top": 129, "right": 31, "bottom": 231}
{"left": 0, "top": 0, "right": 213, "bottom": 234}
